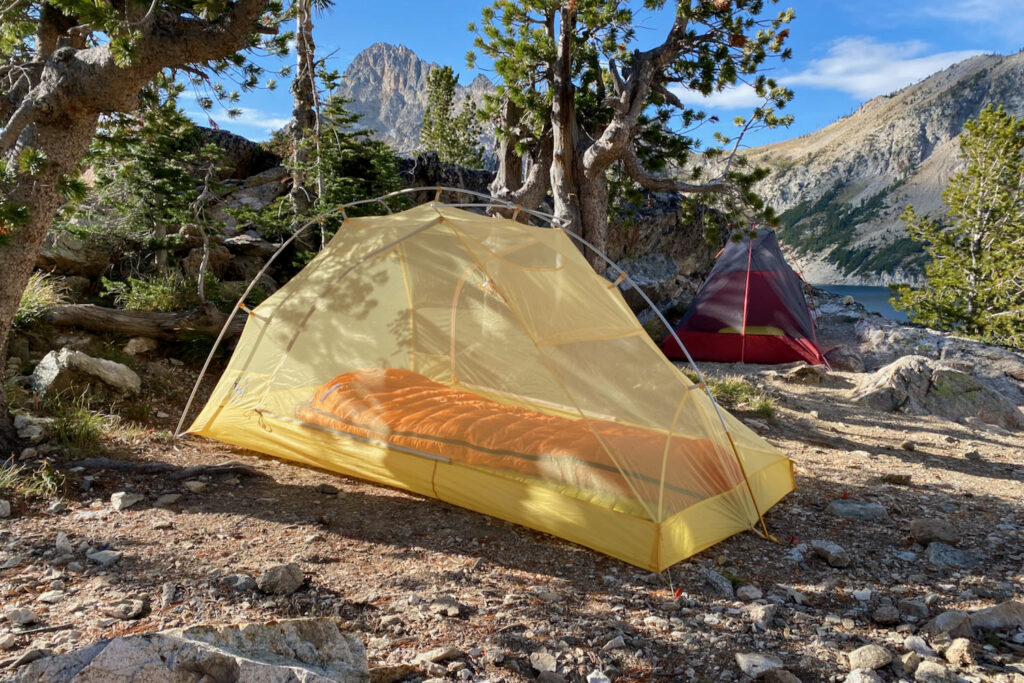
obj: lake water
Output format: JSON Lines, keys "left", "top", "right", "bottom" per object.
{"left": 817, "top": 284, "right": 909, "bottom": 323}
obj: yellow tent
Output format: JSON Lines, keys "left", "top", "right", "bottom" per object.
{"left": 186, "top": 201, "right": 793, "bottom": 571}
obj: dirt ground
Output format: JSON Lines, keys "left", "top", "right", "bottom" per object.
{"left": 1, "top": 349, "right": 1023, "bottom": 682}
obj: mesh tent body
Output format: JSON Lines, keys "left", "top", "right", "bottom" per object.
{"left": 662, "top": 229, "right": 827, "bottom": 365}
{"left": 188, "top": 204, "right": 793, "bottom": 571}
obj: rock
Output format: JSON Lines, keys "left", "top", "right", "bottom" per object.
{"left": 530, "top": 651, "right": 557, "bottom": 673}
{"left": 315, "top": 483, "right": 339, "bottom": 495}
{"left": 537, "top": 673, "right": 565, "bottom": 683}
{"left": 944, "top": 637, "right": 973, "bottom": 667}
{"left": 851, "top": 355, "right": 1024, "bottom": 429}
{"left": 36, "top": 230, "right": 114, "bottom": 276}
{"left": 904, "top": 635, "right": 935, "bottom": 657}
{"left": 0, "top": 633, "right": 17, "bottom": 650}
{"left": 110, "top": 491, "right": 144, "bottom": 511}
{"left": 968, "top": 600, "right": 1024, "bottom": 631}
{"left": 785, "top": 363, "right": 828, "bottom": 384}
{"left": 909, "top": 519, "right": 959, "bottom": 546}
{"left": 5, "top": 607, "right": 40, "bottom": 625}
{"left": 896, "top": 651, "right": 922, "bottom": 677}
{"left": 586, "top": 671, "right": 612, "bottom": 683}
{"left": 37, "top": 590, "right": 65, "bottom": 604}
{"left": 86, "top": 549, "right": 122, "bottom": 567}
{"left": 853, "top": 588, "right": 873, "bottom": 601}
{"left": 154, "top": 494, "right": 182, "bottom": 506}
{"left": 900, "top": 440, "right": 916, "bottom": 451}
{"left": 427, "top": 597, "right": 462, "bottom": 617}
{"left": 847, "top": 644, "right": 892, "bottom": 671}
{"left": 31, "top": 348, "right": 141, "bottom": 398}
{"left": 10, "top": 618, "right": 368, "bottom": 682}
{"left": 183, "top": 480, "right": 207, "bottom": 493}
{"left": 0, "top": 499, "right": 9, "bottom": 518}
{"left": 160, "top": 583, "right": 176, "bottom": 607}
{"left": 880, "top": 473, "right": 912, "bottom": 486}
{"left": 763, "top": 671, "right": 802, "bottom": 683}
{"left": 370, "top": 664, "right": 419, "bottom": 683}
{"left": 899, "top": 598, "right": 930, "bottom": 620}
{"left": 913, "top": 660, "right": 959, "bottom": 683}
{"left": 603, "top": 635, "right": 626, "bottom": 651}
{"left": 124, "top": 337, "right": 158, "bottom": 355}
{"left": 13, "top": 414, "right": 49, "bottom": 443}
{"left": 100, "top": 596, "right": 150, "bottom": 620}
{"left": 736, "top": 584, "right": 763, "bottom": 601}
{"left": 735, "top": 652, "right": 783, "bottom": 678}
{"left": 55, "top": 532, "right": 73, "bottom": 555}
{"left": 925, "top": 542, "right": 983, "bottom": 569}
{"left": 923, "top": 610, "right": 974, "bottom": 639}
{"left": 872, "top": 604, "right": 900, "bottom": 625}
{"left": 844, "top": 671, "right": 883, "bottom": 683}
{"left": 416, "top": 646, "right": 462, "bottom": 664}
{"left": 827, "top": 499, "right": 888, "bottom": 521}
{"left": 256, "top": 563, "right": 305, "bottom": 595}
{"left": 222, "top": 233, "right": 280, "bottom": 258}
{"left": 745, "top": 603, "right": 778, "bottom": 630}
{"left": 703, "top": 568, "right": 735, "bottom": 598}
{"left": 809, "top": 539, "right": 852, "bottom": 567}
{"left": 223, "top": 574, "right": 257, "bottom": 591}
{"left": 826, "top": 347, "right": 865, "bottom": 372}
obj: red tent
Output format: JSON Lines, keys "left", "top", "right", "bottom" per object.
{"left": 662, "top": 229, "right": 827, "bottom": 365}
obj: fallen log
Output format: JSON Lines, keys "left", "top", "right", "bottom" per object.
{"left": 44, "top": 303, "right": 245, "bottom": 341}
{"left": 67, "top": 457, "right": 263, "bottom": 480}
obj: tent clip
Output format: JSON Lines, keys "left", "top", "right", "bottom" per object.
{"left": 608, "top": 272, "right": 626, "bottom": 289}
{"left": 512, "top": 204, "right": 521, "bottom": 220}
{"left": 435, "top": 186, "right": 442, "bottom": 202}
{"left": 238, "top": 302, "right": 254, "bottom": 316}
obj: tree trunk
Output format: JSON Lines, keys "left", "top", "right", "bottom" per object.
{"left": 44, "top": 303, "right": 246, "bottom": 340}
{"left": 578, "top": 172, "right": 610, "bottom": 272}
{"left": 549, "top": 5, "right": 583, "bottom": 242}
{"left": 0, "top": 116, "right": 98, "bottom": 450}
{"left": 288, "top": 0, "right": 318, "bottom": 226}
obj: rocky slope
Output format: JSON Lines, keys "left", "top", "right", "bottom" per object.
{"left": 746, "top": 49, "right": 1024, "bottom": 286}
{"left": 336, "top": 43, "right": 493, "bottom": 155}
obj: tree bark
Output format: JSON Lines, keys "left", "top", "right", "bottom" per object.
{"left": 549, "top": 5, "right": 583, "bottom": 244}
{"left": 288, "top": 0, "right": 318, "bottom": 226}
{"left": 44, "top": 303, "right": 246, "bottom": 340}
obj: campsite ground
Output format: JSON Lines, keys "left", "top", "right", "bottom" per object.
{"left": 1, "top": 320, "right": 1023, "bottom": 681}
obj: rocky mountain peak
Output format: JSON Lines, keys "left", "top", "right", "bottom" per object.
{"left": 336, "top": 43, "right": 493, "bottom": 155}
{"left": 747, "top": 49, "right": 1024, "bottom": 285}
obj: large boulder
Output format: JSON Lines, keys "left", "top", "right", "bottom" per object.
{"left": 9, "top": 618, "right": 368, "bottom": 682}
{"left": 607, "top": 252, "right": 679, "bottom": 310}
{"left": 35, "top": 231, "right": 114, "bottom": 277}
{"left": 850, "top": 355, "right": 1023, "bottom": 429}
{"left": 30, "top": 348, "right": 141, "bottom": 398}
{"left": 208, "top": 166, "right": 290, "bottom": 234}
{"left": 194, "top": 127, "right": 281, "bottom": 180}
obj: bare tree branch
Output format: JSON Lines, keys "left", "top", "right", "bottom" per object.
{"left": 621, "top": 146, "right": 726, "bottom": 194}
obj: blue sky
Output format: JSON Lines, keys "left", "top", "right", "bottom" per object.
{"left": 188, "top": 0, "right": 1024, "bottom": 146}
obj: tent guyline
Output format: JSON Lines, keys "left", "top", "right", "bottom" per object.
{"left": 175, "top": 190, "right": 790, "bottom": 567}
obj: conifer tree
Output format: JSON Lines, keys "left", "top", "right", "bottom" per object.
{"left": 893, "top": 105, "right": 1024, "bottom": 347}
{"left": 420, "top": 66, "right": 485, "bottom": 169}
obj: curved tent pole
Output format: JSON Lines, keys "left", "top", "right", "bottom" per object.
{"left": 173, "top": 186, "right": 774, "bottom": 541}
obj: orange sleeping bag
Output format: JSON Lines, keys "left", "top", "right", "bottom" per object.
{"left": 296, "top": 368, "right": 743, "bottom": 511}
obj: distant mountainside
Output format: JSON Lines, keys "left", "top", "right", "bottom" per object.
{"left": 746, "top": 50, "right": 1024, "bottom": 285}
{"left": 336, "top": 43, "right": 493, "bottom": 155}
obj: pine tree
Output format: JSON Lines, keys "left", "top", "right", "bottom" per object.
{"left": 420, "top": 66, "right": 485, "bottom": 169}
{"left": 893, "top": 105, "right": 1024, "bottom": 347}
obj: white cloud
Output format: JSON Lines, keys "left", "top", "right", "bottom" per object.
{"left": 785, "top": 38, "right": 984, "bottom": 99}
{"left": 688, "top": 84, "right": 765, "bottom": 110}
{"left": 922, "top": 0, "right": 1022, "bottom": 25}
{"left": 185, "top": 107, "right": 291, "bottom": 136}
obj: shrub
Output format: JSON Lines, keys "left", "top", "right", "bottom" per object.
{"left": 14, "top": 272, "right": 66, "bottom": 328}
{"left": 0, "top": 458, "right": 67, "bottom": 499}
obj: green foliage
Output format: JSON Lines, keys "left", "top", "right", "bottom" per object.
{"left": 0, "top": 458, "right": 67, "bottom": 500}
{"left": 681, "top": 371, "right": 775, "bottom": 417}
{"left": 892, "top": 105, "right": 1024, "bottom": 347}
{"left": 420, "top": 66, "right": 485, "bottom": 169}
{"left": 102, "top": 272, "right": 234, "bottom": 312}
{"left": 14, "top": 272, "right": 66, "bottom": 328}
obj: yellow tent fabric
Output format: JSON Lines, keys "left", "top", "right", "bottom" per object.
{"left": 188, "top": 204, "right": 793, "bottom": 571}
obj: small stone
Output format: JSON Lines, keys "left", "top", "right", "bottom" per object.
{"left": 315, "top": 483, "right": 339, "bottom": 495}
{"left": 160, "top": 582, "right": 177, "bottom": 607}
{"left": 913, "top": 660, "right": 958, "bottom": 683}
{"left": 900, "top": 440, "right": 916, "bottom": 451}
{"left": 925, "top": 542, "right": 983, "bottom": 569}
{"left": 603, "top": 635, "right": 626, "bottom": 650}
{"left": 485, "top": 648, "right": 504, "bottom": 664}
{"left": 100, "top": 596, "right": 150, "bottom": 620}
{"left": 586, "top": 672, "right": 612, "bottom": 683}
{"left": 37, "top": 590, "right": 64, "bottom": 604}
{"left": 944, "top": 637, "right": 973, "bottom": 667}
{"left": 427, "top": 596, "right": 461, "bottom": 617}
{"left": 110, "top": 491, "right": 144, "bottom": 511}
{"left": 530, "top": 651, "right": 557, "bottom": 673}
{"left": 737, "top": 584, "right": 763, "bottom": 601}
{"left": 223, "top": 573, "right": 257, "bottom": 591}
{"left": 86, "top": 549, "right": 122, "bottom": 567}
{"left": 894, "top": 550, "right": 918, "bottom": 562}
{"left": 67, "top": 561, "right": 84, "bottom": 572}
{"left": 417, "top": 646, "right": 462, "bottom": 664}
{"left": 735, "top": 652, "right": 783, "bottom": 678}
{"left": 923, "top": 610, "right": 973, "bottom": 639}
{"left": 895, "top": 651, "right": 921, "bottom": 677}
{"left": 703, "top": 568, "right": 735, "bottom": 598}
{"left": 5, "top": 607, "right": 40, "bottom": 625}
{"left": 844, "top": 671, "right": 883, "bottom": 683}
{"left": 124, "top": 337, "right": 158, "bottom": 355}
{"left": 827, "top": 499, "right": 888, "bottom": 521}
{"left": 0, "top": 633, "right": 17, "bottom": 650}
{"left": 183, "top": 480, "right": 207, "bottom": 493}
{"left": 763, "top": 671, "right": 802, "bottom": 683}
{"left": 809, "top": 539, "right": 851, "bottom": 568}
{"left": 154, "top": 494, "right": 182, "bottom": 506}
{"left": 964, "top": 449, "right": 982, "bottom": 461}
{"left": 745, "top": 603, "right": 778, "bottom": 630}
{"left": 853, "top": 588, "right": 872, "bottom": 601}
{"left": 880, "top": 473, "right": 912, "bottom": 486}
{"left": 847, "top": 644, "right": 892, "bottom": 671}
{"left": 909, "top": 519, "right": 958, "bottom": 546}
{"left": 256, "top": 563, "right": 305, "bottom": 595}
{"left": 903, "top": 635, "right": 935, "bottom": 657}
{"left": 55, "top": 532, "right": 73, "bottom": 555}
{"left": 899, "top": 598, "right": 930, "bottom": 620}
{"left": 968, "top": 599, "right": 1024, "bottom": 631}
{"left": 0, "top": 499, "right": 10, "bottom": 519}
{"left": 152, "top": 520, "right": 173, "bottom": 530}
{"left": 19, "top": 447, "right": 37, "bottom": 460}
{"left": 872, "top": 604, "right": 900, "bottom": 625}
{"left": 537, "top": 673, "right": 565, "bottom": 683}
